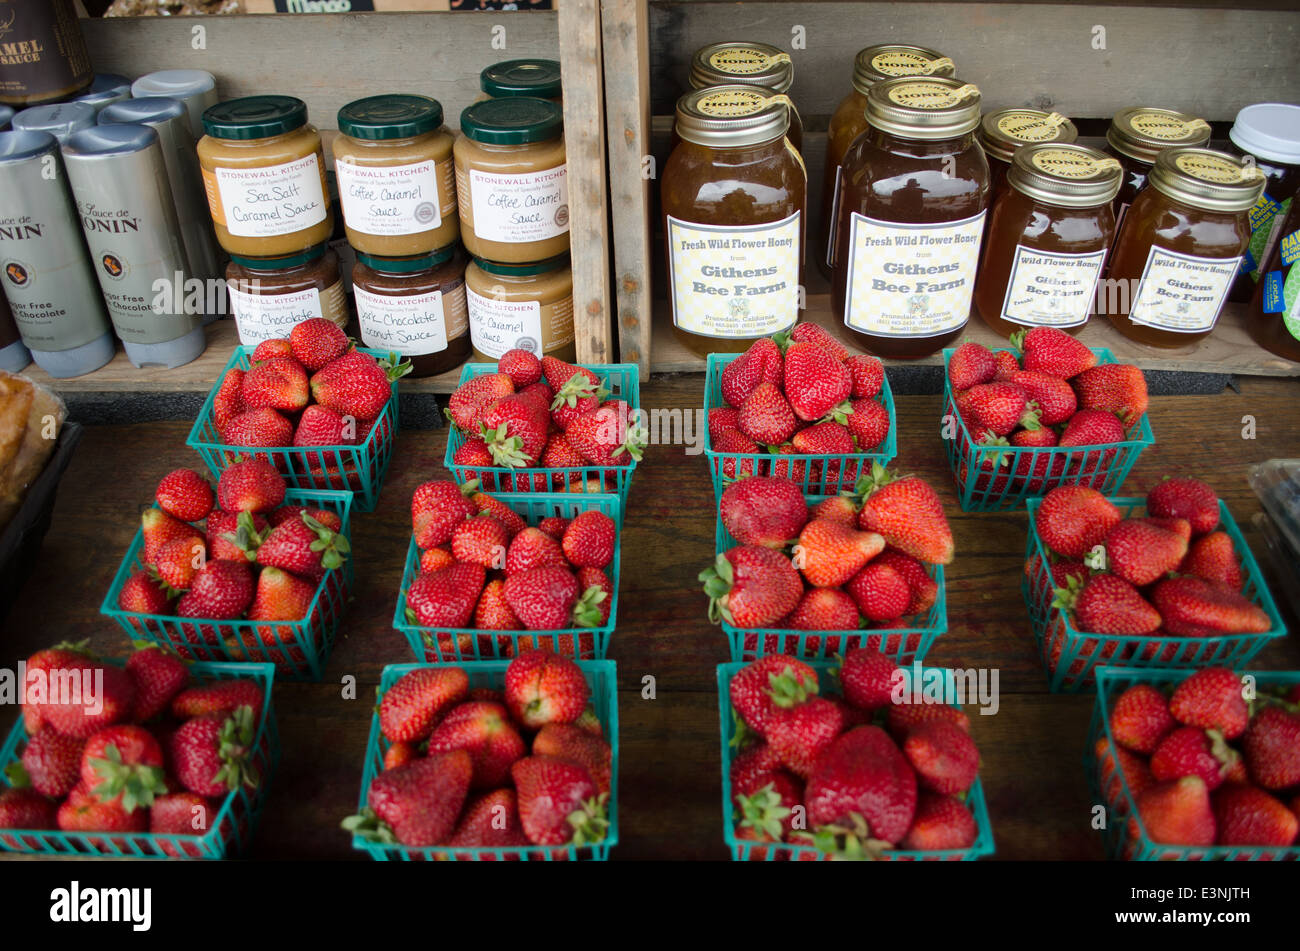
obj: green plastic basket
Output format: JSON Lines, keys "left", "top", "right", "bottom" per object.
{"left": 942, "top": 346, "right": 1155, "bottom": 512}
{"left": 444, "top": 362, "right": 641, "bottom": 518}
{"left": 1087, "top": 666, "right": 1300, "bottom": 861}
{"left": 352, "top": 659, "right": 619, "bottom": 861}
{"left": 715, "top": 494, "right": 946, "bottom": 664}
{"left": 0, "top": 661, "right": 278, "bottom": 859}
{"left": 703, "top": 352, "right": 897, "bottom": 502}
{"left": 186, "top": 345, "right": 399, "bottom": 513}
{"left": 717, "top": 660, "right": 995, "bottom": 861}
{"left": 100, "top": 489, "right": 355, "bottom": 682}
{"left": 393, "top": 493, "right": 619, "bottom": 663}
{"left": 1023, "top": 497, "right": 1287, "bottom": 693}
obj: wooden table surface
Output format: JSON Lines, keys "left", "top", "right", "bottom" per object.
{"left": 2, "top": 374, "right": 1298, "bottom": 861}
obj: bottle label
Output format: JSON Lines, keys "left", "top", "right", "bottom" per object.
{"left": 870, "top": 51, "right": 954, "bottom": 77}
{"left": 695, "top": 87, "right": 771, "bottom": 117}
{"left": 467, "top": 285, "right": 543, "bottom": 359}
{"left": 843, "top": 211, "right": 984, "bottom": 337}
{"left": 1241, "top": 194, "right": 1290, "bottom": 282}
{"left": 826, "top": 164, "right": 843, "bottom": 269}
{"left": 468, "top": 165, "right": 569, "bottom": 244}
{"left": 335, "top": 158, "right": 442, "bottom": 237}
{"left": 1030, "top": 148, "right": 1118, "bottom": 179}
{"left": 997, "top": 112, "right": 1070, "bottom": 144}
{"left": 999, "top": 245, "right": 1107, "bottom": 328}
{"left": 205, "top": 152, "right": 328, "bottom": 239}
{"left": 227, "top": 284, "right": 325, "bottom": 345}
{"left": 667, "top": 212, "right": 800, "bottom": 339}
{"left": 1128, "top": 113, "right": 1209, "bottom": 141}
{"left": 885, "top": 81, "right": 979, "bottom": 110}
{"left": 1261, "top": 227, "right": 1300, "bottom": 343}
{"left": 707, "top": 48, "right": 791, "bottom": 75}
{"left": 1173, "top": 151, "right": 1256, "bottom": 185}
{"left": 1128, "top": 246, "right": 1240, "bottom": 333}
{"left": 356, "top": 285, "right": 451, "bottom": 355}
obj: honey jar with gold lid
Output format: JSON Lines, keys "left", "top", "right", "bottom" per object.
{"left": 688, "top": 42, "right": 802, "bottom": 152}
{"left": 977, "top": 109, "right": 1078, "bottom": 207}
{"left": 1104, "top": 107, "right": 1210, "bottom": 234}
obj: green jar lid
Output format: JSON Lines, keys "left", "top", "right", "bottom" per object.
{"left": 338, "top": 94, "right": 444, "bottom": 140}
{"left": 460, "top": 97, "right": 563, "bottom": 145}
{"left": 357, "top": 245, "right": 458, "bottom": 273}
{"left": 230, "top": 242, "right": 328, "bottom": 270}
{"left": 472, "top": 252, "right": 570, "bottom": 277}
{"left": 480, "top": 59, "right": 563, "bottom": 100}
{"left": 203, "top": 95, "right": 309, "bottom": 140}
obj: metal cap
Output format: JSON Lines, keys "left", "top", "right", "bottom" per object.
{"left": 12, "top": 102, "right": 97, "bottom": 143}
{"left": 480, "top": 59, "right": 563, "bottom": 100}
{"left": 689, "top": 42, "right": 794, "bottom": 94}
{"left": 0, "top": 130, "right": 59, "bottom": 165}
{"left": 73, "top": 74, "right": 133, "bottom": 108}
{"left": 98, "top": 97, "right": 187, "bottom": 128}
{"left": 978, "top": 109, "right": 1077, "bottom": 163}
{"left": 675, "top": 84, "right": 791, "bottom": 147}
{"left": 866, "top": 76, "right": 981, "bottom": 139}
{"left": 131, "top": 69, "right": 216, "bottom": 101}
{"left": 1106, "top": 107, "right": 1210, "bottom": 165}
{"left": 1007, "top": 143, "right": 1122, "bottom": 208}
{"left": 852, "top": 44, "right": 955, "bottom": 96}
{"left": 63, "top": 123, "right": 160, "bottom": 159}
{"left": 459, "top": 97, "right": 563, "bottom": 145}
{"left": 1148, "top": 147, "right": 1267, "bottom": 213}
{"left": 1229, "top": 103, "right": 1300, "bottom": 166}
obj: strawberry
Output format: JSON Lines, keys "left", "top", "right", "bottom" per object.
{"left": 960, "top": 382, "right": 1038, "bottom": 437}
{"left": 540, "top": 355, "right": 599, "bottom": 392}
{"left": 1150, "top": 726, "right": 1240, "bottom": 792}
{"left": 293, "top": 405, "right": 357, "bottom": 468}
{"left": 447, "top": 373, "right": 514, "bottom": 433}
{"left": 498, "top": 348, "right": 542, "bottom": 388}
{"left": 1058, "top": 407, "right": 1125, "bottom": 447}
{"left": 150, "top": 791, "right": 216, "bottom": 852}
{"left": 730, "top": 656, "right": 818, "bottom": 735}
{"left": 1095, "top": 736, "right": 1155, "bottom": 805}
{"left": 505, "top": 650, "right": 590, "bottom": 729}
{"left": 1212, "top": 784, "right": 1299, "bottom": 847}
{"left": 901, "top": 718, "right": 978, "bottom": 795}
{"left": 783, "top": 341, "right": 852, "bottom": 422}
{"left": 721, "top": 337, "right": 784, "bottom": 408}
{"left": 811, "top": 495, "right": 858, "bottom": 526}
{"left": 57, "top": 784, "right": 148, "bottom": 834}
{"left": 533, "top": 723, "right": 613, "bottom": 794}
{"left": 1010, "top": 426, "right": 1057, "bottom": 448}
{"left": 1242, "top": 706, "right": 1300, "bottom": 790}
{"left": 505, "top": 527, "right": 568, "bottom": 574}
{"left": 411, "top": 480, "right": 477, "bottom": 550}
{"left": 406, "top": 562, "right": 486, "bottom": 628}
{"left": 15, "top": 728, "right": 83, "bottom": 797}
{"left": 155, "top": 468, "right": 214, "bottom": 523}
{"left": 217, "top": 457, "right": 285, "bottom": 514}
{"left": 19, "top": 644, "right": 87, "bottom": 733}
{"left": 221, "top": 407, "right": 293, "bottom": 448}
{"left": 838, "top": 649, "right": 898, "bottom": 711}
{"left": 246, "top": 566, "right": 317, "bottom": 639}
{"left": 269, "top": 505, "right": 340, "bottom": 531}
{"left": 787, "top": 321, "right": 850, "bottom": 361}
{"left": 737, "top": 381, "right": 798, "bottom": 445}
{"left": 1104, "top": 518, "right": 1188, "bottom": 587}
{"left": 170, "top": 679, "right": 264, "bottom": 721}
{"left": 794, "top": 518, "right": 884, "bottom": 588}
{"left": 574, "top": 567, "right": 613, "bottom": 626}
{"left": 1168, "top": 668, "right": 1249, "bottom": 740}
{"left": 41, "top": 665, "right": 134, "bottom": 740}
{"left": 549, "top": 368, "right": 606, "bottom": 431}
{"left": 855, "top": 464, "right": 953, "bottom": 565}
{"left": 0, "top": 787, "right": 56, "bottom": 835}
{"left": 446, "top": 788, "right": 531, "bottom": 849}
{"left": 708, "top": 407, "right": 741, "bottom": 440}
{"left": 346, "top": 750, "right": 472, "bottom": 847}
{"left": 804, "top": 725, "right": 918, "bottom": 844}
{"left": 383, "top": 742, "right": 418, "bottom": 771}
{"left": 504, "top": 567, "right": 581, "bottom": 630}
{"left": 378, "top": 667, "right": 469, "bottom": 744}
{"left": 564, "top": 399, "right": 644, "bottom": 466}
{"left": 1073, "top": 363, "right": 1148, "bottom": 423}
{"left": 844, "top": 399, "right": 890, "bottom": 450}
{"left": 874, "top": 549, "right": 937, "bottom": 615}
{"left": 734, "top": 773, "right": 803, "bottom": 844}
{"left": 117, "top": 570, "right": 175, "bottom": 616}
{"left": 1151, "top": 577, "right": 1270, "bottom": 636}
{"left": 1134, "top": 776, "right": 1215, "bottom": 846}
{"left": 701, "top": 546, "right": 802, "bottom": 628}
{"left": 426, "top": 701, "right": 526, "bottom": 789}
{"left": 141, "top": 508, "right": 204, "bottom": 566}
{"left": 450, "top": 515, "right": 509, "bottom": 569}
{"left": 241, "top": 355, "right": 308, "bottom": 412}
{"left": 212, "top": 368, "right": 245, "bottom": 432}
{"left": 791, "top": 420, "right": 854, "bottom": 454}
{"left": 845, "top": 354, "right": 884, "bottom": 399}
{"left": 80, "top": 725, "right": 166, "bottom": 812}
{"left": 713, "top": 428, "right": 760, "bottom": 479}
{"left": 470, "top": 579, "right": 518, "bottom": 630}
{"left": 250, "top": 338, "right": 292, "bottom": 362}
{"left": 538, "top": 433, "right": 588, "bottom": 477}
{"left": 153, "top": 535, "right": 206, "bottom": 591}
{"left": 1146, "top": 477, "right": 1220, "bottom": 537}
{"left": 1034, "top": 485, "right": 1121, "bottom": 559}
{"left": 310, "top": 349, "right": 409, "bottom": 419}
{"left": 289, "top": 317, "right": 348, "bottom": 372}
{"left": 176, "top": 559, "right": 255, "bottom": 620}
{"left": 453, "top": 436, "right": 498, "bottom": 486}
{"left": 719, "top": 476, "right": 808, "bottom": 549}
{"left": 464, "top": 489, "right": 526, "bottom": 539}
{"left": 126, "top": 646, "right": 190, "bottom": 721}
{"left": 845, "top": 560, "right": 910, "bottom": 622}
{"left": 786, "top": 588, "right": 859, "bottom": 632}
{"left": 1058, "top": 573, "right": 1160, "bottom": 635}
{"left": 168, "top": 706, "right": 259, "bottom": 798}
{"left": 766, "top": 696, "right": 847, "bottom": 778}
{"left": 992, "top": 349, "right": 1020, "bottom": 380}
{"left": 207, "top": 510, "right": 266, "bottom": 563}
{"left": 561, "top": 510, "right": 616, "bottom": 569}
{"left": 902, "top": 792, "right": 977, "bottom": 851}
{"left": 512, "top": 756, "right": 607, "bottom": 846}
{"left": 482, "top": 392, "right": 549, "bottom": 466}
{"left": 1012, "top": 326, "right": 1097, "bottom": 378}
{"left": 1179, "top": 532, "right": 1242, "bottom": 590}
{"left": 1009, "top": 370, "right": 1076, "bottom": 425}
{"left": 886, "top": 697, "right": 971, "bottom": 741}
{"left": 947, "top": 342, "right": 997, "bottom": 390}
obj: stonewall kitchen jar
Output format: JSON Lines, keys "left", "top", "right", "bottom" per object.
{"left": 0, "top": 0, "right": 93, "bottom": 107}
{"left": 334, "top": 95, "right": 458, "bottom": 257}
{"left": 454, "top": 98, "right": 569, "bottom": 263}
{"left": 832, "top": 76, "right": 989, "bottom": 358}
{"left": 198, "top": 96, "right": 332, "bottom": 258}
{"left": 1104, "top": 107, "right": 1210, "bottom": 243}
{"left": 977, "top": 109, "right": 1078, "bottom": 209}
{"left": 480, "top": 59, "right": 563, "bottom": 102}
{"left": 688, "top": 42, "right": 802, "bottom": 152}
{"left": 1108, "top": 148, "right": 1264, "bottom": 348}
{"left": 662, "top": 85, "right": 805, "bottom": 357}
{"left": 352, "top": 246, "right": 470, "bottom": 377}
{"left": 465, "top": 253, "right": 575, "bottom": 363}
{"left": 975, "top": 144, "right": 1121, "bottom": 336}
{"left": 225, "top": 243, "right": 347, "bottom": 346}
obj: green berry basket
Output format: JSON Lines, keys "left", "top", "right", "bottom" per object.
{"left": 443, "top": 362, "right": 641, "bottom": 521}
{"left": 942, "top": 346, "right": 1155, "bottom": 512}
{"left": 1086, "top": 666, "right": 1300, "bottom": 861}
{"left": 1023, "top": 497, "right": 1287, "bottom": 693}
{"left": 100, "top": 488, "right": 355, "bottom": 682}
{"left": 0, "top": 661, "right": 278, "bottom": 859}
{"left": 393, "top": 492, "right": 620, "bottom": 663}
{"left": 717, "top": 660, "right": 995, "bottom": 861}
{"left": 714, "top": 494, "right": 947, "bottom": 665}
{"left": 185, "top": 345, "right": 400, "bottom": 513}
{"left": 351, "top": 659, "right": 619, "bottom": 861}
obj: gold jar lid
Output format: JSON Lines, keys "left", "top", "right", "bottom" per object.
{"left": 866, "top": 76, "right": 981, "bottom": 139}
{"left": 978, "top": 109, "right": 1078, "bottom": 163}
{"left": 1106, "top": 107, "right": 1211, "bottom": 165}
{"left": 852, "top": 44, "right": 955, "bottom": 96}
{"left": 674, "top": 85, "right": 792, "bottom": 147}
{"left": 1148, "top": 147, "right": 1266, "bottom": 213}
{"left": 690, "top": 42, "right": 794, "bottom": 94}
{"left": 1008, "top": 143, "right": 1123, "bottom": 208}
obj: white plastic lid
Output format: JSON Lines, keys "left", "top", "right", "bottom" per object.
{"left": 1229, "top": 103, "right": 1300, "bottom": 166}
{"left": 131, "top": 69, "right": 216, "bottom": 101}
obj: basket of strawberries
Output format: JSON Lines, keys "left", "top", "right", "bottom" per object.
{"left": 942, "top": 328, "right": 1155, "bottom": 511}
{"left": 346, "top": 653, "right": 617, "bottom": 861}
{"left": 101, "top": 459, "right": 353, "bottom": 681}
{"left": 186, "top": 318, "right": 407, "bottom": 512}
{"left": 0, "top": 644, "right": 277, "bottom": 860}
{"left": 1023, "top": 480, "right": 1286, "bottom": 693}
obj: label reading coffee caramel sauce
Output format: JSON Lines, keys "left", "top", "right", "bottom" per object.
{"left": 336, "top": 159, "right": 441, "bottom": 236}
{"left": 468, "top": 165, "right": 569, "bottom": 244}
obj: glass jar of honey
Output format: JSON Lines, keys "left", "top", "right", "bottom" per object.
{"left": 1108, "top": 148, "right": 1264, "bottom": 348}
{"left": 832, "top": 76, "right": 988, "bottom": 358}
{"left": 1249, "top": 199, "right": 1300, "bottom": 362}
{"left": 1104, "top": 107, "right": 1210, "bottom": 247}
{"left": 977, "top": 109, "right": 1077, "bottom": 210}
{"left": 688, "top": 42, "right": 802, "bottom": 152}
{"left": 662, "top": 85, "right": 806, "bottom": 357}
{"left": 975, "top": 144, "right": 1121, "bottom": 337}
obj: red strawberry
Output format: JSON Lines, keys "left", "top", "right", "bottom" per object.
{"left": 405, "top": 562, "right": 487, "bottom": 628}
{"left": 1146, "top": 477, "right": 1219, "bottom": 537}
{"left": 960, "top": 382, "right": 1038, "bottom": 437}
{"left": 347, "top": 750, "right": 472, "bottom": 847}
{"left": 538, "top": 433, "right": 588, "bottom": 478}
{"left": 885, "top": 698, "right": 971, "bottom": 740}
{"left": 846, "top": 560, "right": 911, "bottom": 622}
{"left": 766, "top": 696, "right": 848, "bottom": 778}
{"left": 1012, "top": 326, "right": 1097, "bottom": 379}
{"left": 1169, "top": 668, "right": 1249, "bottom": 740}
{"left": 733, "top": 772, "right": 803, "bottom": 844}
{"left": 170, "top": 679, "right": 264, "bottom": 721}
{"left": 512, "top": 756, "right": 608, "bottom": 847}
{"left": 117, "top": 569, "right": 175, "bottom": 616}
{"left": 839, "top": 649, "right": 899, "bottom": 711}
{"left": 730, "top": 656, "right": 818, "bottom": 734}
{"left": 701, "top": 546, "right": 802, "bottom": 628}
{"left": 563, "top": 400, "right": 644, "bottom": 466}
{"left": 787, "top": 321, "right": 850, "bottom": 361}
{"left": 426, "top": 701, "right": 526, "bottom": 789}
{"left": 126, "top": 646, "right": 190, "bottom": 721}
{"left": 1059, "top": 574, "right": 1161, "bottom": 635}
{"left": 155, "top": 468, "right": 214, "bottom": 523}
{"left": 57, "top": 784, "right": 148, "bottom": 834}
{"left": 1150, "top": 726, "right": 1239, "bottom": 791}
{"left": 786, "top": 587, "right": 859, "bottom": 631}
{"left": 467, "top": 490, "right": 527, "bottom": 538}
{"left": 1151, "top": 577, "right": 1270, "bottom": 636}
{"left": 450, "top": 515, "right": 509, "bottom": 569}
{"left": 168, "top": 707, "right": 259, "bottom": 798}
{"left": 383, "top": 742, "right": 418, "bottom": 771}
{"left": 902, "top": 792, "right": 978, "bottom": 851}
{"left": 804, "top": 725, "right": 917, "bottom": 844}
{"left": 1009, "top": 369, "right": 1076, "bottom": 425}
{"left": 447, "top": 373, "right": 514, "bottom": 433}
{"left": 246, "top": 566, "right": 317, "bottom": 637}
{"left": 141, "top": 508, "right": 204, "bottom": 566}
{"left": 791, "top": 420, "right": 854, "bottom": 454}
{"left": 811, "top": 495, "right": 858, "bottom": 526}
{"left": 411, "top": 480, "right": 477, "bottom": 551}
{"left": 574, "top": 566, "right": 613, "bottom": 627}
{"left": 549, "top": 367, "right": 606, "bottom": 431}
{"left": 1058, "top": 407, "right": 1125, "bottom": 447}
{"left": 1104, "top": 518, "right": 1189, "bottom": 587}
{"left": 1010, "top": 426, "right": 1058, "bottom": 448}
{"left": 901, "top": 718, "right": 978, "bottom": 795}
{"left": 855, "top": 464, "right": 953, "bottom": 565}
{"left": 482, "top": 393, "right": 549, "bottom": 467}
{"left": 782, "top": 341, "right": 852, "bottom": 422}
{"left": 721, "top": 337, "right": 784, "bottom": 408}
{"left": 1179, "top": 532, "right": 1242, "bottom": 590}
{"left": 153, "top": 535, "right": 206, "bottom": 591}
{"left": 452, "top": 436, "right": 498, "bottom": 486}
{"left": 1096, "top": 736, "right": 1155, "bottom": 805}
{"left": 176, "top": 559, "right": 255, "bottom": 620}
{"left": 217, "top": 457, "right": 285, "bottom": 514}
{"left": 288, "top": 317, "right": 348, "bottom": 372}
{"left": 844, "top": 398, "right": 890, "bottom": 450}
{"left": 992, "top": 350, "right": 1020, "bottom": 380}
{"left": 1110, "top": 683, "right": 1177, "bottom": 754}
{"left": 708, "top": 407, "right": 741, "bottom": 440}
{"left": 540, "top": 355, "right": 599, "bottom": 392}
{"left": 533, "top": 723, "right": 613, "bottom": 794}
{"left": 80, "top": 725, "right": 166, "bottom": 812}
{"left": 947, "top": 342, "right": 997, "bottom": 390}
{"left": 795, "top": 518, "right": 884, "bottom": 588}
{"left": 499, "top": 348, "right": 543, "bottom": 388}
{"left": 505, "top": 527, "right": 567, "bottom": 574}
{"left": 874, "top": 549, "right": 937, "bottom": 615}
{"left": 241, "top": 356, "right": 308, "bottom": 412}
{"left": 212, "top": 368, "right": 246, "bottom": 432}
{"left": 221, "top": 407, "right": 293, "bottom": 448}
{"left": 1242, "top": 706, "right": 1300, "bottom": 790}
{"left": 561, "top": 510, "right": 616, "bottom": 569}
{"left": 845, "top": 354, "right": 884, "bottom": 399}
{"left": 1034, "top": 485, "right": 1121, "bottom": 559}
{"left": 446, "top": 788, "right": 530, "bottom": 849}
{"left": 41, "top": 666, "right": 134, "bottom": 740}
{"left": 250, "top": 339, "right": 292, "bottom": 362}
{"left": 379, "top": 667, "right": 469, "bottom": 743}
{"left": 505, "top": 650, "right": 590, "bottom": 729}
{"left": 268, "top": 505, "right": 340, "bottom": 531}
{"left": 712, "top": 428, "right": 760, "bottom": 480}
{"left": 17, "top": 728, "right": 83, "bottom": 797}
{"left": 504, "top": 566, "right": 581, "bottom": 630}
{"left": 293, "top": 404, "right": 357, "bottom": 467}
{"left": 1213, "top": 783, "right": 1299, "bottom": 846}
{"left": 719, "top": 476, "right": 808, "bottom": 548}
{"left": 310, "top": 349, "right": 409, "bottom": 419}
{"left": 473, "top": 579, "right": 522, "bottom": 631}
{"left": 737, "top": 381, "right": 798, "bottom": 445}
{"left": 1134, "top": 776, "right": 1215, "bottom": 847}
{"left": 150, "top": 791, "right": 216, "bottom": 852}
{"left": 1073, "top": 363, "right": 1148, "bottom": 424}
{"left": 0, "top": 787, "right": 55, "bottom": 837}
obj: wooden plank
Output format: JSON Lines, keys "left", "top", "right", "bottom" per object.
{"left": 602, "top": 0, "right": 654, "bottom": 380}
{"left": 559, "top": 0, "right": 615, "bottom": 363}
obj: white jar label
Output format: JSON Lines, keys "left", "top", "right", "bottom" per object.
{"left": 355, "top": 286, "right": 449, "bottom": 355}
{"left": 335, "top": 159, "right": 442, "bottom": 236}
{"left": 468, "top": 165, "right": 569, "bottom": 244}
{"left": 843, "top": 211, "right": 984, "bottom": 337}
{"left": 467, "top": 285, "right": 543, "bottom": 359}
{"left": 1128, "top": 246, "right": 1240, "bottom": 333}
{"left": 999, "top": 245, "right": 1107, "bottom": 328}
{"left": 210, "top": 153, "right": 328, "bottom": 239}
{"left": 667, "top": 212, "right": 800, "bottom": 338}
{"left": 228, "top": 285, "right": 324, "bottom": 344}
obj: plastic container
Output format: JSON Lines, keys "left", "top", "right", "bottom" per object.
{"left": 941, "top": 346, "right": 1154, "bottom": 512}
{"left": 186, "top": 346, "right": 399, "bottom": 513}
{"left": 717, "top": 660, "right": 996, "bottom": 861}
{"left": 1022, "top": 497, "right": 1286, "bottom": 693}
{"left": 10, "top": 101, "right": 96, "bottom": 143}
{"left": 1248, "top": 458, "right": 1300, "bottom": 557}
{"left": 444, "top": 362, "right": 641, "bottom": 513}
{"left": 394, "top": 492, "right": 620, "bottom": 663}
{"left": 1087, "top": 666, "right": 1300, "bottom": 861}
{"left": 0, "top": 660, "right": 278, "bottom": 859}
{"left": 100, "top": 489, "right": 354, "bottom": 682}
{"left": 352, "top": 659, "right": 618, "bottom": 861}
{"left": 130, "top": 69, "right": 218, "bottom": 140}
{"left": 72, "top": 74, "right": 132, "bottom": 114}
{"left": 703, "top": 352, "right": 897, "bottom": 500}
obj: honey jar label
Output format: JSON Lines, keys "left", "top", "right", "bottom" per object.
{"left": 356, "top": 286, "right": 450, "bottom": 355}
{"left": 227, "top": 284, "right": 326, "bottom": 345}
{"left": 1128, "top": 246, "right": 1239, "bottom": 333}
{"left": 886, "top": 81, "right": 978, "bottom": 110}
{"left": 336, "top": 158, "right": 443, "bottom": 237}
{"left": 1000, "top": 245, "right": 1107, "bottom": 329}
{"left": 1030, "top": 148, "right": 1116, "bottom": 179}
{"left": 209, "top": 153, "right": 329, "bottom": 239}
{"left": 695, "top": 88, "right": 770, "bottom": 117}
{"left": 1128, "top": 113, "right": 1210, "bottom": 141}
{"left": 1173, "top": 152, "right": 1254, "bottom": 185}
{"left": 707, "top": 48, "right": 791, "bottom": 75}
{"left": 870, "top": 51, "right": 954, "bottom": 77}
{"left": 468, "top": 165, "right": 569, "bottom": 244}
{"left": 666, "top": 212, "right": 800, "bottom": 339}
{"left": 466, "top": 286, "right": 544, "bottom": 359}
{"left": 997, "top": 112, "right": 1069, "bottom": 144}
{"left": 843, "top": 211, "right": 984, "bottom": 337}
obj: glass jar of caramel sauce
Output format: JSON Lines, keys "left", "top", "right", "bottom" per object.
{"left": 977, "top": 109, "right": 1077, "bottom": 210}
{"left": 832, "top": 76, "right": 988, "bottom": 358}
{"left": 688, "top": 42, "right": 802, "bottom": 152}
{"left": 1103, "top": 107, "right": 1210, "bottom": 249}
{"left": 1107, "top": 148, "right": 1264, "bottom": 348}
{"left": 662, "top": 85, "right": 806, "bottom": 357}
{"left": 975, "top": 144, "right": 1120, "bottom": 337}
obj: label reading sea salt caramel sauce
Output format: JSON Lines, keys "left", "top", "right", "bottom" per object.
{"left": 335, "top": 159, "right": 442, "bottom": 236}
{"left": 1129, "top": 246, "right": 1240, "bottom": 333}
{"left": 206, "top": 152, "right": 328, "bottom": 238}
